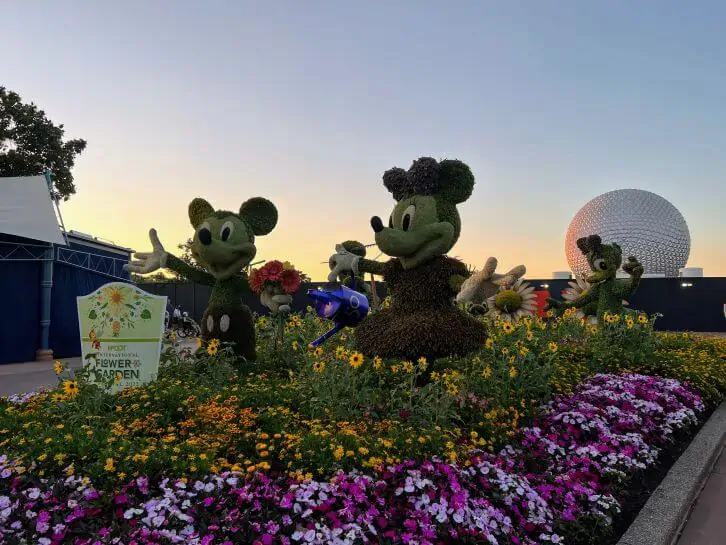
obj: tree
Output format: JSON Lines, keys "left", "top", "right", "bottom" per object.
{"left": 0, "top": 86, "right": 87, "bottom": 201}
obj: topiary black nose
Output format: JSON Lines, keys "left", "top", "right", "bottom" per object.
{"left": 199, "top": 228, "right": 212, "bottom": 246}
{"left": 371, "top": 216, "right": 384, "bottom": 233}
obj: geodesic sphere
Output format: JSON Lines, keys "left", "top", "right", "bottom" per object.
{"left": 565, "top": 189, "right": 690, "bottom": 278}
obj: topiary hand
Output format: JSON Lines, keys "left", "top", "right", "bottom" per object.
{"left": 327, "top": 245, "right": 361, "bottom": 282}
{"left": 260, "top": 284, "right": 292, "bottom": 314}
{"left": 124, "top": 229, "right": 167, "bottom": 274}
{"left": 622, "top": 256, "right": 644, "bottom": 278}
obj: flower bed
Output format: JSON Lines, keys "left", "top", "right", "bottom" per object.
{"left": 0, "top": 374, "right": 706, "bottom": 544}
{"left": 1, "top": 309, "right": 724, "bottom": 544}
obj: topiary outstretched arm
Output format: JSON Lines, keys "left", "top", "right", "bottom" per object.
{"left": 328, "top": 245, "right": 386, "bottom": 281}
{"left": 165, "top": 254, "right": 216, "bottom": 286}
{"left": 356, "top": 258, "right": 386, "bottom": 277}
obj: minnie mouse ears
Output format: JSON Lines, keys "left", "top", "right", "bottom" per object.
{"left": 382, "top": 157, "right": 475, "bottom": 204}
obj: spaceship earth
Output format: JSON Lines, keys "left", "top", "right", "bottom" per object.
{"left": 565, "top": 189, "right": 690, "bottom": 278}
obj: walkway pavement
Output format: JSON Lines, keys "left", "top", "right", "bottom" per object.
{"left": 0, "top": 357, "right": 81, "bottom": 397}
{"left": 0, "top": 340, "right": 198, "bottom": 397}
{"left": 677, "top": 444, "right": 726, "bottom": 545}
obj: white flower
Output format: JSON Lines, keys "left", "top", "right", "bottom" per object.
{"left": 486, "top": 279, "right": 537, "bottom": 320}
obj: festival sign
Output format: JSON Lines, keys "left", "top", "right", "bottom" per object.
{"left": 77, "top": 282, "right": 166, "bottom": 392}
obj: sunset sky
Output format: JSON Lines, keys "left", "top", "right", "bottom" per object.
{"left": 4, "top": 1, "right": 725, "bottom": 280}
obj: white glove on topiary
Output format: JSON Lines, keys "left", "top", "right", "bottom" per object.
{"left": 124, "top": 229, "right": 168, "bottom": 274}
{"left": 260, "top": 284, "right": 293, "bottom": 314}
{"left": 327, "top": 244, "right": 361, "bottom": 283}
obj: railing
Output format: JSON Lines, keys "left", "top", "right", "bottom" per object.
{"left": 54, "top": 246, "right": 129, "bottom": 280}
{"left": 0, "top": 241, "right": 53, "bottom": 261}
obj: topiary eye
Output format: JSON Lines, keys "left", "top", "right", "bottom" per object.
{"left": 594, "top": 258, "right": 607, "bottom": 271}
{"left": 401, "top": 205, "right": 415, "bottom": 231}
{"left": 220, "top": 221, "right": 235, "bottom": 242}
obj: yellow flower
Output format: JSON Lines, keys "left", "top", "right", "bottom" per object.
{"left": 417, "top": 357, "right": 428, "bottom": 371}
{"left": 53, "top": 360, "right": 64, "bottom": 375}
{"left": 548, "top": 342, "right": 558, "bottom": 353}
{"left": 207, "top": 344, "right": 219, "bottom": 356}
{"left": 391, "top": 364, "right": 400, "bottom": 374}
{"left": 501, "top": 347, "right": 509, "bottom": 355}
{"left": 208, "top": 338, "right": 221, "bottom": 350}
{"left": 104, "top": 458, "right": 115, "bottom": 472}
{"left": 509, "top": 366, "right": 518, "bottom": 378}
{"left": 526, "top": 330, "right": 534, "bottom": 341}
{"left": 349, "top": 352, "right": 364, "bottom": 369}
{"left": 519, "top": 346, "right": 529, "bottom": 357}
{"left": 638, "top": 314, "right": 649, "bottom": 324}
{"left": 502, "top": 321, "right": 514, "bottom": 334}
{"left": 482, "top": 366, "right": 492, "bottom": 379}
{"left": 485, "top": 338, "right": 494, "bottom": 349}
{"left": 402, "top": 361, "right": 414, "bottom": 373}
{"left": 625, "top": 317, "right": 634, "bottom": 329}
{"left": 61, "top": 380, "right": 79, "bottom": 398}
{"left": 430, "top": 371, "right": 440, "bottom": 381}
{"left": 373, "top": 356, "right": 383, "bottom": 371}
{"left": 312, "top": 361, "right": 326, "bottom": 373}
{"left": 314, "top": 346, "right": 324, "bottom": 357}
{"left": 51, "top": 393, "right": 66, "bottom": 403}
{"left": 333, "top": 445, "right": 345, "bottom": 461}
{"left": 292, "top": 340, "right": 299, "bottom": 351}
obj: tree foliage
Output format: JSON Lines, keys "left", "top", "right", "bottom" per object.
{"left": 0, "top": 86, "right": 87, "bottom": 200}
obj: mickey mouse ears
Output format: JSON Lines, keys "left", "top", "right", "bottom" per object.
{"left": 382, "top": 157, "right": 475, "bottom": 204}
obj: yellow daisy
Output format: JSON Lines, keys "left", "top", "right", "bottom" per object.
{"left": 61, "top": 380, "right": 79, "bottom": 398}
{"left": 312, "top": 361, "right": 326, "bottom": 373}
{"left": 349, "top": 352, "right": 364, "bottom": 369}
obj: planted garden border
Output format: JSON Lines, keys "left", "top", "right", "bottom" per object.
{"left": 616, "top": 401, "right": 726, "bottom": 545}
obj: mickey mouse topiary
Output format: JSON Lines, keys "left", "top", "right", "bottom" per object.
{"left": 124, "top": 197, "right": 291, "bottom": 360}
{"left": 329, "top": 157, "right": 486, "bottom": 360}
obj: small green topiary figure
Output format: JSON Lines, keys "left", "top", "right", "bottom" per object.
{"left": 124, "top": 197, "right": 291, "bottom": 360}
{"left": 546, "top": 234, "right": 643, "bottom": 320}
{"left": 328, "top": 157, "right": 486, "bottom": 360}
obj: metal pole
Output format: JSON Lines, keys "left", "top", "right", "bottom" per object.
{"left": 37, "top": 171, "right": 59, "bottom": 361}
{"left": 36, "top": 246, "right": 54, "bottom": 360}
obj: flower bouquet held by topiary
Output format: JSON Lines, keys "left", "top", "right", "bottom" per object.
{"left": 250, "top": 260, "right": 303, "bottom": 351}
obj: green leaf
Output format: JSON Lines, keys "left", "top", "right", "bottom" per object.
{"left": 88, "top": 310, "right": 97, "bottom": 319}
{"left": 141, "top": 309, "right": 151, "bottom": 320}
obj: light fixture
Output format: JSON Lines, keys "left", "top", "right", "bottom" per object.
{"left": 680, "top": 282, "right": 693, "bottom": 288}
{"left": 541, "top": 283, "right": 550, "bottom": 289}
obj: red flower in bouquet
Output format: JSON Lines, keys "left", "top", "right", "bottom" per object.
{"left": 250, "top": 260, "right": 304, "bottom": 294}
{"left": 264, "top": 260, "right": 284, "bottom": 280}
{"left": 249, "top": 269, "right": 266, "bottom": 293}
{"left": 279, "top": 268, "right": 302, "bottom": 294}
